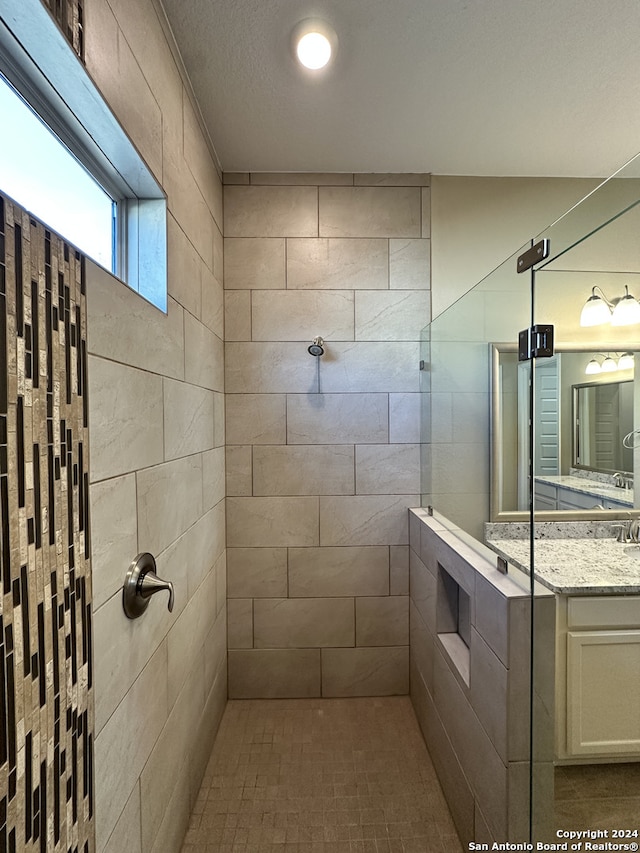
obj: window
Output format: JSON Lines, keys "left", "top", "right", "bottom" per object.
{"left": 0, "top": 0, "right": 167, "bottom": 311}
{"left": 0, "top": 74, "right": 115, "bottom": 270}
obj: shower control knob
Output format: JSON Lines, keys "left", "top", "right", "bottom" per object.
{"left": 122, "top": 552, "right": 175, "bottom": 619}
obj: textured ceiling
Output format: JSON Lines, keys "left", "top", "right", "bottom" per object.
{"left": 159, "top": 0, "right": 640, "bottom": 177}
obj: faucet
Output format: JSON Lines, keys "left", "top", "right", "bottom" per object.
{"left": 613, "top": 472, "right": 624, "bottom": 488}
{"left": 614, "top": 518, "right": 640, "bottom": 542}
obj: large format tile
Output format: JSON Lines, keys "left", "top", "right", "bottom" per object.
{"left": 224, "top": 186, "right": 318, "bottom": 237}
{"left": 355, "top": 291, "right": 430, "bottom": 341}
{"left": 228, "top": 649, "right": 321, "bottom": 698}
{"left": 318, "top": 342, "right": 421, "bottom": 393}
{"left": 227, "top": 496, "right": 319, "bottom": 547}
{"left": 136, "top": 455, "right": 203, "bottom": 555}
{"left": 227, "top": 599, "right": 253, "bottom": 649}
{"left": 224, "top": 290, "right": 251, "bottom": 341}
{"left": 286, "top": 237, "right": 388, "bottom": 289}
{"left": 253, "top": 598, "right": 354, "bottom": 648}
{"left": 225, "top": 342, "right": 318, "bottom": 392}
{"left": 94, "top": 644, "right": 168, "bottom": 847}
{"left": 286, "top": 392, "right": 389, "bottom": 444}
{"left": 320, "top": 494, "right": 416, "bottom": 545}
{"left": 90, "top": 474, "right": 138, "bottom": 610}
{"left": 321, "top": 646, "right": 409, "bottom": 696}
{"left": 227, "top": 547, "right": 288, "bottom": 598}
{"left": 319, "top": 186, "right": 421, "bottom": 238}
{"left": 251, "top": 289, "right": 354, "bottom": 341}
{"left": 184, "top": 312, "right": 224, "bottom": 391}
{"left": 356, "top": 596, "right": 409, "bottom": 646}
{"left": 89, "top": 356, "right": 164, "bottom": 482}
{"left": 253, "top": 445, "right": 355, "bottom": 495}
{"left": 101, "top": 784, "right": 141, "bottom": 853}
{"left": 389, "top": 237, "right": 431, "bottom": 290}
{"left": 163, "top": 379, "right": 214, "bottom": 460}
{"left": 355, "top": 444, "right": 421, "bottom": 494}
{"left": 288, "top": 546, "right": 389, "bottom": 597}
{"left": 389, "top": 392, "right": 421, "bottom": 443}
{"left": 225, "top": 393, "right": 286, "bottom": 444}
{"left": 87, "top": 261, "right": 184, "bottom": 378}
{"left": 223, "top": 238, "right": 285, "bottom": 290}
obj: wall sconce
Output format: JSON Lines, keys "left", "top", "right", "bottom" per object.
{"left": 580, "top": 285, "right": 640, "bottom": 326}
{"left": 584, "top": 352, "right": 635, "bottom": 375}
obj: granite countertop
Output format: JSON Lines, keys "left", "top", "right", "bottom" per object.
{"left": 488, "top": 536, "right": 640, "bottom": 594}
{"left": 534, "top": 474, "right": 634, "bottom": 506}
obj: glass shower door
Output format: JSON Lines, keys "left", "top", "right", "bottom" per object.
{"left": 530, "top": 153, "right": 640, "bottom": 841}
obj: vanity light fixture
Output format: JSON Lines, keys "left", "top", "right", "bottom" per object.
{"left": 584, "top": 352, "right": 635, "bottom": 375}
{"left": 579, "top": 284, "right": 640, "bottom": 326}
{"left": 292, "top": 19, "right": 338, "bottom": 70}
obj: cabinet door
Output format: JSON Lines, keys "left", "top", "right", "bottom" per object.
{"left": 567, "top": 630, "right": 640, "bottom": 757}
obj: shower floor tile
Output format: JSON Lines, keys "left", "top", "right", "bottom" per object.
{"left": 180, "top": 696, "right": 462, "bottom": 853}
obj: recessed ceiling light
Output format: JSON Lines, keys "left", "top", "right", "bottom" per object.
{"left": 291, "top": 19, "right": 338, "bottom": 71}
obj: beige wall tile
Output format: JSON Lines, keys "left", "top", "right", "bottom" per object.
{"left": 94, "top": 644, "right": 168, "bottom": 847}
{"left": 184, "top": 312, "right": 224, "bottom": 391}
{"left": 390, "top": 545, "right": 409, "bottom": 595}
{"left": 223, "top": 172, "right": 250, "bottom": 184}
{"left": 286, "top": 393, "right": 389, "bottom": 444}
{"left": 355, "top": 291, "right": 430, "bottom": 341}
{"left": 321, "top": 647, "right": 409, "bottom": 696}
{"left": 252, "top": 290, "right": 355, "bottom": 341}
{"left": 213, "top": 391, "right": 226, "bottom": 447}
{"left": 101, "top": 785, "right": 141, "bottom": 853}
{"left": 389, "top": 238, "right": 431, "bottom": 290}
{"left": 227, "top": 497, "right": 319, "bottom": 547}
{"left": 226, "top": 445, "right": 253, "bottom": 496}
{"left": 204, "top": 607, "right": 227, "bottom": 693}
{"left": 253, "top": 445, "right": 354, "bottom": 496}
{"left": 227, "top": 548, "right": 288, "bottom": 598}
{"left": 422, "top": 186, "right": 431, "bottom": 238}
{"left": 288, "top": 546, "right": 389, "bottom": 597}
{"left": 224, "top": 238, "right": 285, "bottom": 290}
{"left": 250, "top": 173, "right": 354, "bottom": 186}
{"left": 165, "top": 155, "right": 215, "bottom": 272}
{"left": 319, "top": 342, "right": 421, "bottom": 393}
{"left": 213, "top": 223, "right": 223, "bottom": 282}
{"left": 155, "top": 503, "right": 223, "bottom": 601}
{"left": 183, "top": 95, "right": 222, "bottom": 228}
{"left": 254, "top": 598, "right": 354, "bottom": 648}
{"left": 224, "top": 291, "right": 251, "bottom": 341}
{"left": 167, "top": 215, "right": 202, "bottom": 319}
{"left": 226, "top": 342, "right": 319, "bottom": 392}
{"left": 227, "top": 599, "right": 253, "bottom": 649}
{"left": 470, "top": 627, "right": 510, "bottom": 763}
{"left": 89, "top": 356, "right": 164, "bottom": 482}
{"left": 286, "top": 238, "right": 388, "bottom": 290}
{"left": 226, "top": 394, "right": 286, "bottom": 444}
{"left": 319, "top": 187, "right": 421, "bottom": 238}
{"left": 355, "top": 444, "right": 421, "bottom": 494}
{"left": 228, "top": 649, "right": 321, "bottom": 698}
{"left": 389, "top": 393, "right": 421, "bottom": 443}
{"left": 163, "top": 379, "right": 214, "bottom": 461}
{"left": 354, "top": 174, "right": 431, "bottom": 187}
{"left": 320, "top": 495, "right": 416, "bottom": 546}
{"left": 202, "top": 446, "right": 225, "bottom": 510}
{"left": 90, "top": 474, "right": 138, "bottom": 610}
{"left": 410, "top": 601, "right": 435, "bottom": 694}
{"left": 356, "top": 596, "right": 409, "bottom": 646}
{"left": 148, "top": 761, "right": 191, "bottom": 853}
{"left": 410, "top": 549, "right": 437, "bottom": 634}
{"left": 87, "top": 262, "right": 185, "bottom": 378}
{"left": 201, "top": 268, "right": 224, "bottom": 338}
{"left": 136, "top": 455, "right": 203, "bottom": 555}
{"left": 224, "top": 186, "right": 318, "bottom": 237}
{"left": 167, "top": 570, "right": 217, "bottom": 708}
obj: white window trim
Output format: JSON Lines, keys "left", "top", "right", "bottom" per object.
{"left": 0, "top": 0, "right": 167, "bottom": 312}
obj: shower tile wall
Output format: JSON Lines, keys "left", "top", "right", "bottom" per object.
{"left": 83, "top": 2, "right": 226, "bottom": 853}
{"left": 0, "top": 195, "right": 93, "bottom": 852}
{"left": 224, "top": 173, "right": 431, "bottom": 698}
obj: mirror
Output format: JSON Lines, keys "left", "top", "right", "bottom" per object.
{"left": 573, "top": 379, "right": 633, "bottom": 473}
{"left": 490, "top": 342, "right": 640, "bottom": 520}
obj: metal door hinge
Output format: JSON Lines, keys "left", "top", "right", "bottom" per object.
{"left": 517, "top": 239, "right": 550, "bottom": 273}
{"left": 518, "top": 324, "right": 554, "bottom": 361}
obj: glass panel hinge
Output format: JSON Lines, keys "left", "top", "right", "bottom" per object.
{"left": 518, "top": 324, "right": 554, "bottom": 361}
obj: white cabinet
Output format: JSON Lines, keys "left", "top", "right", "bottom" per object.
{"left": 556, "top": 595, "right": 640, "bottom": 762}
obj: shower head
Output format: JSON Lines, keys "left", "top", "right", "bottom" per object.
{"left": 308, "top": 336, "right": 325, "bottom": 357}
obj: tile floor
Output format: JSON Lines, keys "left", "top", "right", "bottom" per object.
{"left": 555, "top": 763, "right": 640, "bottom": 830}
{"left": 180, "top": 696, "right": 463, "bottom": 853}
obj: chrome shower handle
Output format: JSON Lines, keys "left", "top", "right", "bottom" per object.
{"left": 123, "top": 552, "right": 175, "bottom": 619}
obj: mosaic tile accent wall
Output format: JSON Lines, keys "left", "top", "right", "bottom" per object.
{"left": 41, "top": 0, "right": 85, "bottom": 60}
{"left": 0, "top": 193, "right": 94, "bottom": 852}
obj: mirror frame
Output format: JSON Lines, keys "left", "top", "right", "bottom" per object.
{"left": 490, "top": 341, "right": 639, "bottom": 522}
{"left": 572, "top": 379, "right": 634, "bottom": 475}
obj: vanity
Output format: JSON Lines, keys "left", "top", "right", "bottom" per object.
{"left": 534, "top": 473, "right": 634, "bottom": 511}
{"left": 486, "top": 527, "right": 640, "bottom": 764}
